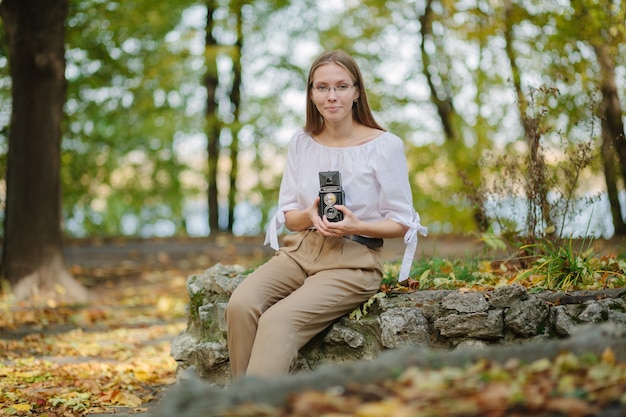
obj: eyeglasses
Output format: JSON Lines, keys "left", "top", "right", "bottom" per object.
{"left": 311, "top": 83, "right": 356, "bottom": 96}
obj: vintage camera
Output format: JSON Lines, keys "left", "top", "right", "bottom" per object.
{"left": 318, "top": 171, "right": 345, "bottom": 222}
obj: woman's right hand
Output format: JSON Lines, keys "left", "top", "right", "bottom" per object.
{"left": 284, "top": 197, "right": 323, "bottom": 232}
{"left": 311, "top": 196, "right": 345, "bottom": 237}
{"left": 308, "top": 196, "right": 324, "bottom": 230}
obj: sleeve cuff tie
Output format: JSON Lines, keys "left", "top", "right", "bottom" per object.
{"left": 399, "top": 213, "right": 428, "bottom": 282}
{"left": 263, "top": 211, "right": 286, "bottom": 250}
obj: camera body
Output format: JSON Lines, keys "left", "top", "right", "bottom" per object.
{"left": 318, "top": 171, "right": 345, "bottom": 222}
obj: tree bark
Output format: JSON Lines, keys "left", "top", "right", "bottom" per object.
{"left": 419, "top": 0, "right": 456, "bottom": 141}
{"left": 0, "top": 0, "right": 88, "bottom": 304}
{"left": 226, "top": 10, "right": 243, "bottom": 233}
{"left": 205, "top": 0, "right": 221, "bottom": 233}
{"left": 594, "top": 43, "right": 626, "bottom": 235}
{"left": 602, "top": 131, "right": 625, "bottom": 235}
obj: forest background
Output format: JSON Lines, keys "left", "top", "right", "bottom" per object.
{"left": 0, "top": 0, "right": 625, "bottom": 298}
{"left": 1, "top": 2, "right": 626, "bottom": 415}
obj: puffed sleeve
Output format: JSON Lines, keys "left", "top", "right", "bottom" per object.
{"left": 264, "top": 131, "right": 303, "bottom": 250}
{"left": 376, "top": 136, "right": 428, "bottom": 281}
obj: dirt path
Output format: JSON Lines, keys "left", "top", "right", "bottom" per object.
{"left": 62, "top": 234, "right": 485, "bottom": 272}
{"left": 63, "top": 233, "right": 626, "bottom": 273}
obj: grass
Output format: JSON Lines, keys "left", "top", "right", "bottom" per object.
{"left": 514, "top": 239, "right": 626, "bottom": 291}
{"left": 382, "top": 238, "right": 626, "bottom": 292}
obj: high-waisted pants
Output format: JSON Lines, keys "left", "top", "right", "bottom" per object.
{"left": 225, "top": 229, "right": 383, "bottom": 379}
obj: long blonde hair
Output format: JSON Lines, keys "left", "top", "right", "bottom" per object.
{"left": 304, "top": 50, "right": 385, "bottom": 135}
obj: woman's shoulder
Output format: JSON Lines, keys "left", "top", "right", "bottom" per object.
{"left": 289, "top": 128, "right": 313, "bottom": 146}
{"left": 372, "top": 131, "right": 405, "bottom": 152}
{"left": 287, "top": 129, "right": 318, "bottom": 155}
{"left": 377, "top": 130, "right": 403, "bottom": 143}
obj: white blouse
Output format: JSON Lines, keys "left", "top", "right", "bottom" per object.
{"left": 264, "top": 129, "right": 427, "bottom": 281}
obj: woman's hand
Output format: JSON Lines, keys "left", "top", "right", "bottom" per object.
{"left": 287, "top": 198, "right": 405, "bottom": 239}
{"left": 285, "top": 196, "right": 341, "bottom": 233}
{"left": 316, "top": 204, "right": 359, "bottom": 237}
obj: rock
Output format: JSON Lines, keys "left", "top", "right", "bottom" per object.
{"left": 550, "top": 305, "right": 577, "bottom": 336}
{"left": 488, "top": 284, "right": 528, "bottom": 307}
{"left": 170, "top": 332, "right": 197, "bottom": 364}
{"left": 324, "top": 324, "right": 364, "bottom": 348}
{"left": 504, "top": 298, "right": 550, "bottom": 337}
{"left": 378, "top": 307, "right": 430, "bottom": 348}
{"left": 579, "top": 301, "right": 606, "bottom": 323}
{"left": 441, "top": 291, "right": 489, "bottom": 313}
{"left": 172, "top": 264, "right": 626, "bottom": 387}
{"left": 434, "top": 310, "right": 504, "bottom": 339}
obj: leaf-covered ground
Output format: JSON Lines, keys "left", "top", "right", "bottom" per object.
{"left": 216, "top": 349, "right": 626, "bottom": 417}
{"left": 1, "top": 265, "right": 191, "bottom": 416}
{"left": 2, "top": 236, "right": 626, "bottom": 416}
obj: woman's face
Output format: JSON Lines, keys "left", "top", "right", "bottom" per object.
{"left": 310, "top": 63, "right": 359, "bottom": 126}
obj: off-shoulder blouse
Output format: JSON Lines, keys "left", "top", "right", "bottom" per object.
{"left": 264, "top": 128, "right": 427, "bottom": 281}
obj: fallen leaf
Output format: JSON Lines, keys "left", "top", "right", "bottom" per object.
{"left": 545, "top": 397, "right": 597, "bottom": 417}
{"left": 11, "top": 403, "right": 31, "bottom": 412}
{"left": 111, "top": 391, "right": 143, "bottom": 407}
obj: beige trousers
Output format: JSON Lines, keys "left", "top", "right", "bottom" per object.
{"left": 225, "top": 229, "right": 383, "bottom": 379}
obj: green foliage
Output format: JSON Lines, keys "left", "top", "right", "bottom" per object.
{"left": 382, "top": 256, "right": 501, "bottom": 291}
{"left": 381, "top": 236, "right": 626, "bottom": 292}
{"left": 349, "top": 292, "right": 386, "bottom": 321}
{"left": 61, "top": 0, "right": 200, "bottom": 236}
{"left": 515, "top": 239, "right": 626, "bottom": 291}
{"left": 410, "top": 257, "right": 495, "bottom": 290}
{"left": 0, "top": 0, "right": 624, "bottom": 238}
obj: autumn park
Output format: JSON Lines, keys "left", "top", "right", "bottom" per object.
{"left": 1, "top": 0, "right": 626, "bottom": 416}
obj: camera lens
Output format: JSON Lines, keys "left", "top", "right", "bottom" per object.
{"left": 325, "top": 207, "right": 337, "bottom": 219}
{"left": 323, "top": 193, "right": 337, "bottom": 206}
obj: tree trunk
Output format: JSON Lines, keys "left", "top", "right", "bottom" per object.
{"left": 418, "top": 0, "right": 489, "bottom": 232}
{"left": 419, "top": 0, "right": 456, "bottom": 141}
{"left": 594, "top": 43, "right": 626, "bottom": 235}
{"left": 205, "top": 0, "right": 221, "bottom": 233}
{"left": 0, "top": 0, "right": 88, "bottom": 304}
{"left": 602, "top": 136, "right": 625, "bottom": 235}
{"left": 226, "top": 11, "right": 243, "bottom": 233}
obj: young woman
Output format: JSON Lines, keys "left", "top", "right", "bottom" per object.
{"left": 225, "top": 50, "right": 427, "bottom": 379}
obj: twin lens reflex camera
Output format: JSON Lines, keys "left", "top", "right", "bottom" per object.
{"left": 318, "top": 171, "right": 344, "bottom": 222}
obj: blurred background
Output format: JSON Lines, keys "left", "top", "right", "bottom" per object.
{"left": 1, "top": 0, "right": 624, "bottom": 241}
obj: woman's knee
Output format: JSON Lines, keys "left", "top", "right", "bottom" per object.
{"left": 255, "top": 310, "right": 285, "bottom": 340}
{"left": 225, "top": 284, "right": 259, "bottom": 320}
{"left": 256, "top": 303, "right": 296, "bottom": 337}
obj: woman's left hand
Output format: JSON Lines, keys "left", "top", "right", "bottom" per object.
{"left": 317, "top": 204, "right": 359, "bottom": 237}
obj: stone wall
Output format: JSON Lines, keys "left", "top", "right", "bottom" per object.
{"left": 170, "top": 264, "right": 626, "bottom": 386}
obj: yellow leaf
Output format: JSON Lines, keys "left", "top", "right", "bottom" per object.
{"left": 157, "top": 296, "right": 174, "bottom": 313}
{"left": 112, "top": 391, "right": 142, "bottom": 407}
{"left": 134, "top": 369, "right": 152, "bottom": 382}
{"left": 528, "top": 358, "right": 552, "bottom": 372}
{"left": 13, "top": 403, "right": 32, "bottom": 411}
{"left": 355, "top": 399, "right": 413, "bottom": 417}
{"left": 479, "top": 261, "right": 493, "bottom": 273}
{"left": 54, "top": 283, "right": 67, "bottom": 295}
{"left": 601, "top": 347, "right": 615, "bottom": 365}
